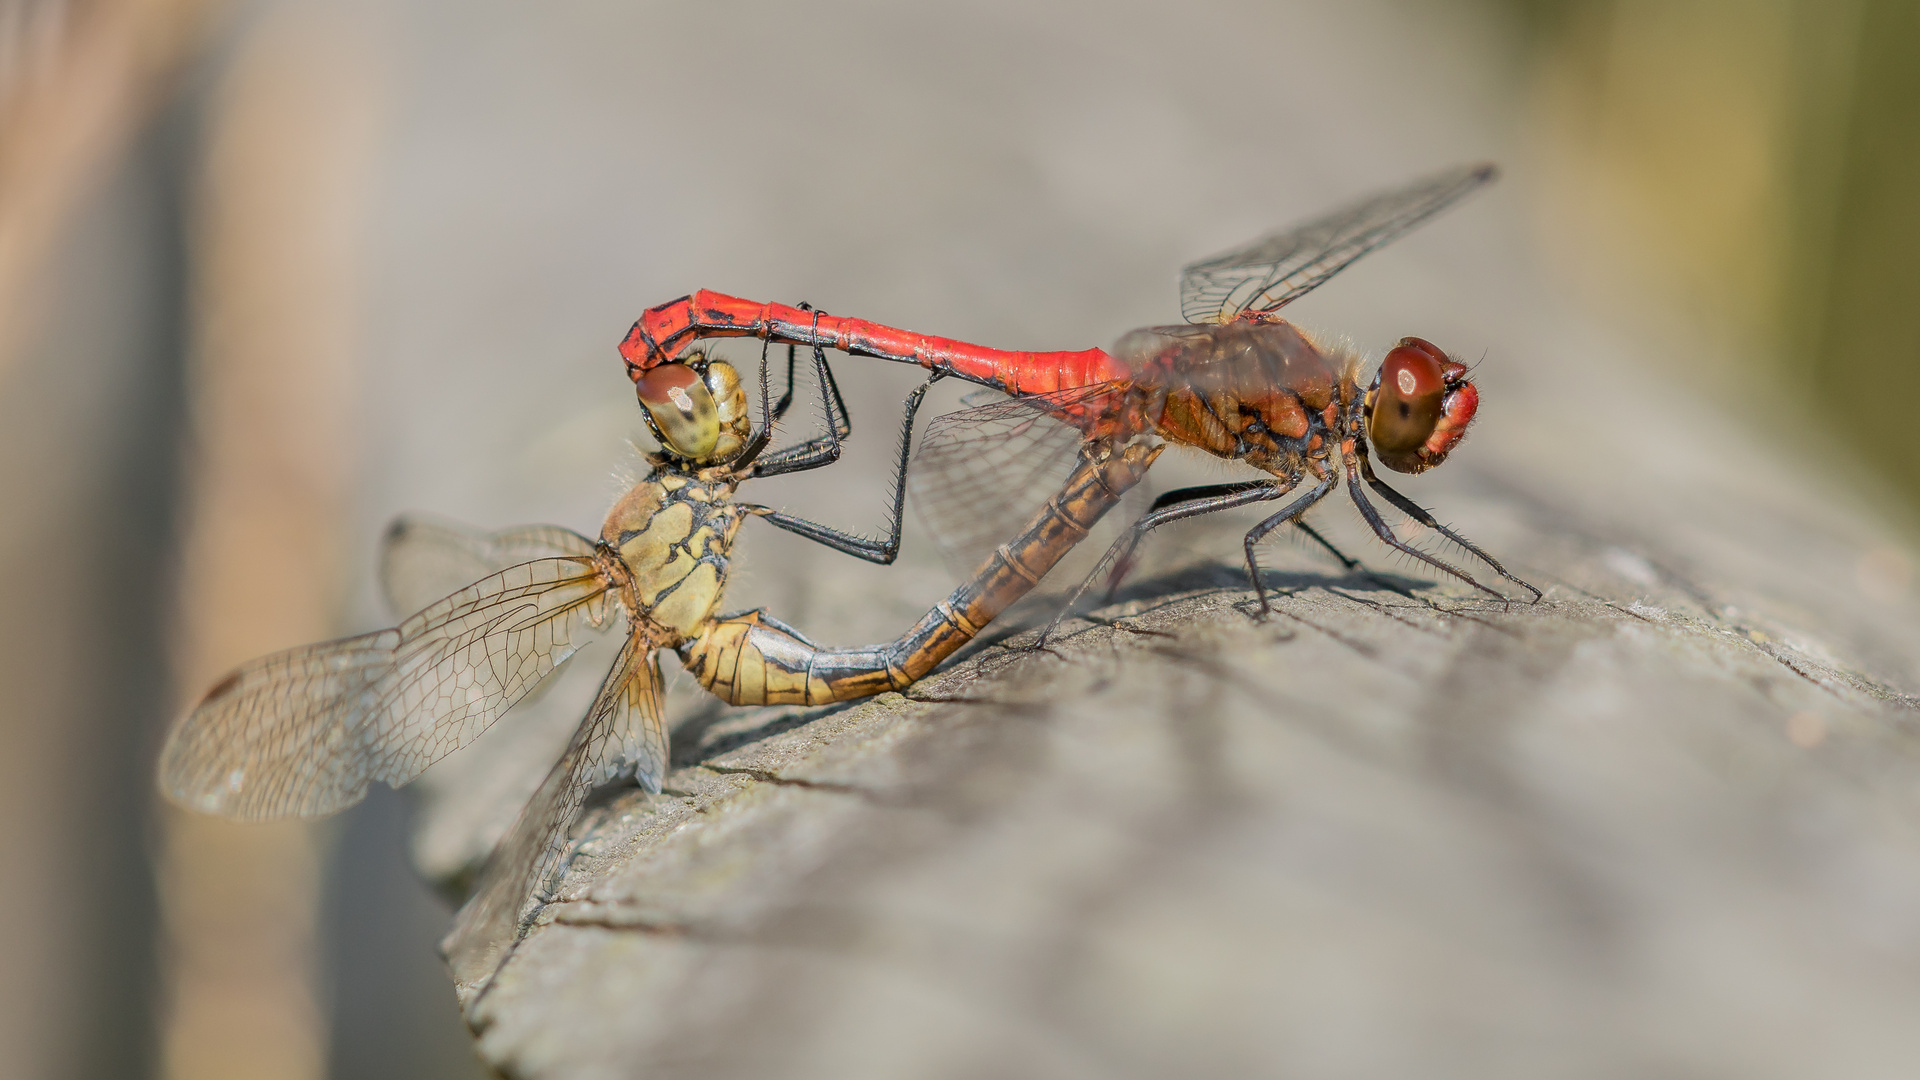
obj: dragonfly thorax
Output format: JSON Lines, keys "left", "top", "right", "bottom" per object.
{"left": 600, "top": 471, "right": 745, "bottom": 639}
{"left": 1118, "top": 319, "right": 1347, "bottom": 480}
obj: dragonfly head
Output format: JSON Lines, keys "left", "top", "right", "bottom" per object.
{"left": 1363, "top": 337, "right": 1477, "bottom": 474}
{"left": 635, "top": 354, "right": 752, "bottom": 464}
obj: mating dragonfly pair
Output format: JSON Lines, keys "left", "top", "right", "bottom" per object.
{"left": 159, "top": 162, "right": 1537, "bottom": 987}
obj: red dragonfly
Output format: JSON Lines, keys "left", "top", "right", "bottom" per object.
{"left": 620, "top": 163, "right": 1539, "bottom": 614}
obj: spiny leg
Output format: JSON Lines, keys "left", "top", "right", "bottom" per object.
{"left": 743, "top": 368, "right": 943, "bottom": 564}
{"left": 732, "top": 331, "right": 823, "bottom": 467}
{"left": 748, "top": 350, "right": 844, "bottom": 472}
{"left": 1240, "top": 476, "right": 1339, "bottom": 616}
{"left": 753, "top": 314, "right": 854, "bottom": 474}
{"left": 1342, "top": 457, "right": 1503, "bottom": 600}
{"left": 766, "top": 303, "right": 851, "bottom": 435}
{"left": 730, "top": 335, "right": 781, "bottom": 467}
{"left": 1357, "top": 453, "right": 1540, "bottom": 601}
{"left": 770, "top": 339, "right": 800, "bottom": 424}
{"left": 1102, "top": 482, "right": 1277, "bottom": 599}
{"left": 1101, "top": 483, "right": 1353, "bottom": 593}
{"left": 783, "top": 306, "right": 852, "bottom": 441}
{"left": 1290, "top": 519, "right": 1358, "bottom": 569}
{"left": 1035, "top": 477, "right": 1293, "bottom": 647}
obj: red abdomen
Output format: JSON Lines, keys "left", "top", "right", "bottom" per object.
{"left": 625, "top": 291, "right": 1129, "bottom": 396}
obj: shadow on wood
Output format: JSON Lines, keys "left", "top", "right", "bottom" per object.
{"left": 436, "top": 401, "right": 1920, "bottom": 1076}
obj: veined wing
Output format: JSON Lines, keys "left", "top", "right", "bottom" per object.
{"left": 1178, "top": 163, "right": 1496, "bottom": 324}
{"left": 159, "top": 549, "right": 618, "bottom": 820}
{"left": 443, "top": 634, "right": 667, "bottom": 988}
{"left": 381, "top": 514, "right": 598, "bottom": 620}
{"left": 379, "top": 514, "right": 616, "bottom": 889}
{"left": 907, "top": 382, "right": 1129, "bottom": 577}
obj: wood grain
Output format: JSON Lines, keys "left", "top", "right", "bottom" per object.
{"left": 435, "top": 346, "right": 1920, "bottom": 1077}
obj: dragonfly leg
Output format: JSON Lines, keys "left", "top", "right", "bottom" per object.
{"left": 1137, "top": 485, "right": 1356, "bottom": 576}
{"left": 1291, "top": 519, "right": 1359, "bottom": 570}
{"left": 743, "top": 371, "right": 942, "bottom": 564}
{"left": 769, "top": 302, "right": 823, "bottom": 426}
{"left": 815, "top": 336, "right": 854, "bottom": 442}
{"left": 1342, "top": 457, "right": 1503, "bottom": 599}
{"left": 755, "top": 303, "right": 834, "bottom": 429}
{"left": 752, "top": 331, "right": 855, "bottom": 475}
{"left": 1036, "top": 478, "right": 1293, "bottom": 647}
{"left": 768, "top": 340, "right": 801, "bottom": 425}
{"left": 1101, "top": 482, "right": 1284, "bottom": 597}
{"left": 767, "top": 304, "right": 853, "bottom": 434}
{"left": 1357, "top": 454, "right": 1541, "bottom": 601}
{"left": 1240, "top": 477, "right": 1339, "bottom": 616}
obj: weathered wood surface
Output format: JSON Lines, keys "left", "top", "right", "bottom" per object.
{"left": 324, "top": 6, "right": 1920, "bottom": 1077}
{"left": 420, "top": 321, "right": 1920, "bottom": 1079}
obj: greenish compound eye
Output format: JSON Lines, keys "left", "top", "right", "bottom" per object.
{"left": 637, "top": 361, "right": 720, "bottom": 460}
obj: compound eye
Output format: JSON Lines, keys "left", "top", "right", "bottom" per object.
{"left": 701, "top": 360, "right": 753, "bottom": 462}
{"left": 637, "top": 362, "right": 719, "bottom": 460}
{"left": 1368, "top": 339, "right": 1448, "bottom": 457}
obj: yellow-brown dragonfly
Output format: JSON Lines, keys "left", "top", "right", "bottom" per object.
{"left": 158, "top": 345, "right": 1155, "bottom": 988}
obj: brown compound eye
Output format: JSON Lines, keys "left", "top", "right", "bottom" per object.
{"left": 1367, "top": 336, "right": 1477, "bottom": 474}
{"left": 1369, "top": 338, "right": 1448, "bottom": 456}
{"left": 637, "top": 361, "right": 719, "bottom": 460}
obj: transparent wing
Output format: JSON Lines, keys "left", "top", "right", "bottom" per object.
{"left": 442, "top": 636, "right": 665, "bottom": 988}
{"left": 1178, "top": 163, "right": 1496, "bottom": 324}
{"left": 907, "top": 384, "right": 1123, "bottom": 577}
{"left": 159, "top": 555, "right": 618, "bottom": 820}
{"left": 380, "top": 515, "right": 609, "bottom": 888}
{"left": 381, "top": 514, "right": 598, "bottom": 620}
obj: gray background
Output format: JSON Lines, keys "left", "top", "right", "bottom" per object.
{"left": 6, "top": 1, "right": 1920, "bottom": 1077}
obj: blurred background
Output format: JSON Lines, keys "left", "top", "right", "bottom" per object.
{"left": 0, "top": 0, "right": 1914, "bottom": 1077}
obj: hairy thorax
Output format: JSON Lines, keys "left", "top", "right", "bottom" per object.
{"left": 600, "top": 468, "right": 746, "bottom": 639}
{"left": 1118, "top": 319, "right": 1356, "bottom": 482}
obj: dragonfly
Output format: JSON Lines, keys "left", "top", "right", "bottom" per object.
{"left": 157, "top": 340, "right": 1156, "bottom": 992}
{"left": 619, "top": 163, "right": 1541, "bottom": 620}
